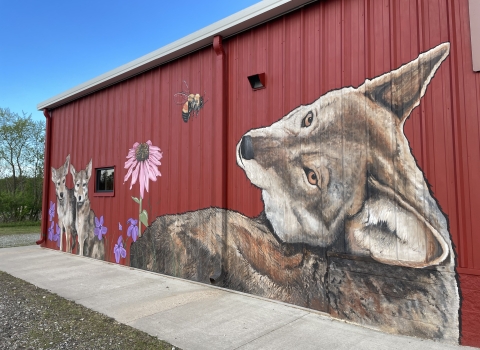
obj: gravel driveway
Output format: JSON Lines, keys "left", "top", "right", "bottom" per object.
{"left": 0, "top": 233, "right": 39, "bottom": 248}
{"left": 0, "top": 270, "right": 176, "bottom": 350}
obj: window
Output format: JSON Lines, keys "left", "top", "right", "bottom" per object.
{"left": 94, "top": 167, "right": 115, "bottom": 197}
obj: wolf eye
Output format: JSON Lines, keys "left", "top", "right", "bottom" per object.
{"left": 301, "top": 111, "right": 313, "bottom": 127}
{"left": 304, "top": 168, "right": 318, "bottom": 186}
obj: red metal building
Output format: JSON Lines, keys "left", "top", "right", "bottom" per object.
{"left": 38, "top": 0, "right": 480, "bottom": 346}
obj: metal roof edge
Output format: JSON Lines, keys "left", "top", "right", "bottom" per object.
{"left": 37, "top": 0, "right": 312, "bottom": 111}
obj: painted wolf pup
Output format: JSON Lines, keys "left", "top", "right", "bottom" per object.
{"left": 51, "top": 154, "right": 76, "bottom": 253}
{"left": 71, "top": 160, "right": 105, "bottom": 260}
{"left": 132, "top": 43, "right": 459, "bottom": 343}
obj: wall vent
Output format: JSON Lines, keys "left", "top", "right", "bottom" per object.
{"left": 247, "top": 73, "right": 266, "bottom": 90}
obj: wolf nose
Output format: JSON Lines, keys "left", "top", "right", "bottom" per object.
{"left": 240, "top": 135, "right": 254, "bottom": 160}
{"left": 60, "top": 192, "right": 64, "bottom": 198}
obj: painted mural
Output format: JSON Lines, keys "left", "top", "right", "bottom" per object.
{"left": 174, "top": 81, "right": 207, "bottom": 122}
{"left": 113, "top": 140, "right": 163, "bottom": 263}
{"left": 51, "top": 155, "right": 76, "bottom": 253}
{"left": 49, "top": 140, "right": 162, "bottom": 264}
{"left": 70, "top": 160, "right": 105, "bottom": 259}
{"left": 50, "top": 155, "right": 106, "bottom": 259}
{"left": 130, "top": 42, "right": 460, "bottom": 343}
{"left": 123, "top": 140, "right": 163, "bottom": 232}
{"left": 49, "top": 140, "right": 163, "bottom": 265}
{"left": 46, "top": 43, "right": 459, "bottom": 343}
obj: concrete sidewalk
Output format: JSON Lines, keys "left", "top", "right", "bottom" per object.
{"left": 0, "top": 246, "right": 475, "bottom": 350}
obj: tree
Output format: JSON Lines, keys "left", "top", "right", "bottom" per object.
{"left": 0, "top": 108, "right": 45, "bottom": 222}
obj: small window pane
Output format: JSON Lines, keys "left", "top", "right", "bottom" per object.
{"left": 96, "top": 168, "right": 114, "bottom": 192}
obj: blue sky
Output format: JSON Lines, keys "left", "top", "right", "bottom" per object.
{"left": 0, "top": 0, "right": 260, "bottom": 122}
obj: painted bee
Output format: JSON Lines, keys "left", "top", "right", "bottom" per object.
{"left": 174, "top": 81, "right": 207, "bottom": 123}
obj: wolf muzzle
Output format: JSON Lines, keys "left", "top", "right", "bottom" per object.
{"left": 240, "top": 135, "right": 254, "bottom": 160}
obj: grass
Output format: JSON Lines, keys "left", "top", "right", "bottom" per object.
{"left": 0, "top": 223, "right": 41, "bottom": 235}
{"left": 0, "top": 271, "right": 178, "bottom": 350}
{"left": 0, "top": 220, "right": 41, "bottom": 227}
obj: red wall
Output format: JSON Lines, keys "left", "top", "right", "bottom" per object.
{"left": 46, "top": 47, "right": 226, "bottom": 263}
{"left": 224, "top": 1, "right": 480, "bottom": 344}
{"left": 44, "top": 0, "right": 480, "bottom": 345}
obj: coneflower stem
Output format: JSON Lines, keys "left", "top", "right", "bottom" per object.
{"left": 139, "top": 196, "right": 142, "bottom": 237}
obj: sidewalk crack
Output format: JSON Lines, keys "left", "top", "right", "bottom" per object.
{"left": 233, "top": 314, "right": 308, "bottom": 350}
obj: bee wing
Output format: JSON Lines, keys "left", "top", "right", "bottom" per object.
{"left": 203, "top": 91, "right": 208, "bottom": 104}
{"left": 174, "top": 92, "right": 188, "bottom": 105}
{"left": 182, "top": 80, "right": 189, "bottom": 94}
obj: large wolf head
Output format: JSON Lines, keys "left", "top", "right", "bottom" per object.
{"left": 237, "top": 43, "right": 453, "bottom": 268}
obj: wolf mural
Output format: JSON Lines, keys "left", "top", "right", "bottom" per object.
{"left": 70, "top": 160, "right": 105, "bottom": 260}
{"left": 131, "top": 43, "right": 459, "bottom": 342}
{"left": 51, "top": 155, "right": 77, "bottom": 253}
{"left": 51, "top": 156, "right": 105, "bottom": 260}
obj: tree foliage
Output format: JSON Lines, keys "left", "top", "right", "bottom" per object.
{"left": 0, "top": 108, "right": 45, "bottom": 222}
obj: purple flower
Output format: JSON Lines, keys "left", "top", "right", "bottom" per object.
{"left": 94, "top": 216, "right": 108, "bottom": 240}
{"left": 53, "top": 223, "right": 61, "bottom": 248}
{"left": 48, "top": 201, "right": 55, "bottom": 222}
{"left": 126, "top": 218, "right": 139, "bottom": 242}
{"left": 47, "top": 221, "right": 54, "bottom": 241}
{"left": 113, "top": 235, "right": 126, "bottom": 263}
{"left": 119, "top": 222, "right": 122, "bottom": 231}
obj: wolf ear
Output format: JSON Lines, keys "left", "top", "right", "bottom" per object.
{"left": 86, "top": 159, "right": 92, "bottom": 179}
{"left": 346, "top": 177, "right": 449, "bottom": 268}
{"left": 51, "top": 167, "right": 57, "bottom": 182}
{"left": 361, "top": 43, "right": 449, "bottom": 122}
{"left": 70, "top": 164, "right": 76, "bottom": 178}
{"left": 63, "top": 155, "right": 70, "bottom": 176}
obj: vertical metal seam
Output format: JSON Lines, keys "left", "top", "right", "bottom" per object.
{"left": 443, "top": 0, "right": 462, "bottom": 268}
{"left": 457, "top": 0, "right": 474, "bottom": 268}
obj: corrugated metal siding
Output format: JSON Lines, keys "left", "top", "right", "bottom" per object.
{"left": 450, "top": 0, "right": 480, "bottom": 272}
{"left": 225, "top": 0, "right": 480, "bottom": 273}
{"left": 221, "top": 0, "right": 479, "bottom": 344}
{"left": 46, "top": 0, "right": 480, "bottom": 270}
{"left": 44, "top": 0, "right": 479, "bottom": 344}
{"left": 45, "top": 47, "right": 225, "bottom": 265}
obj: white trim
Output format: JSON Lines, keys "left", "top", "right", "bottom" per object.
{"left": 37, "top": 0, "right": 313, "bottom": 110}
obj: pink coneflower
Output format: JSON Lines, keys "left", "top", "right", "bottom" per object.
{"left": 124, "top": 140, "right": 162, "bottom": 199}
